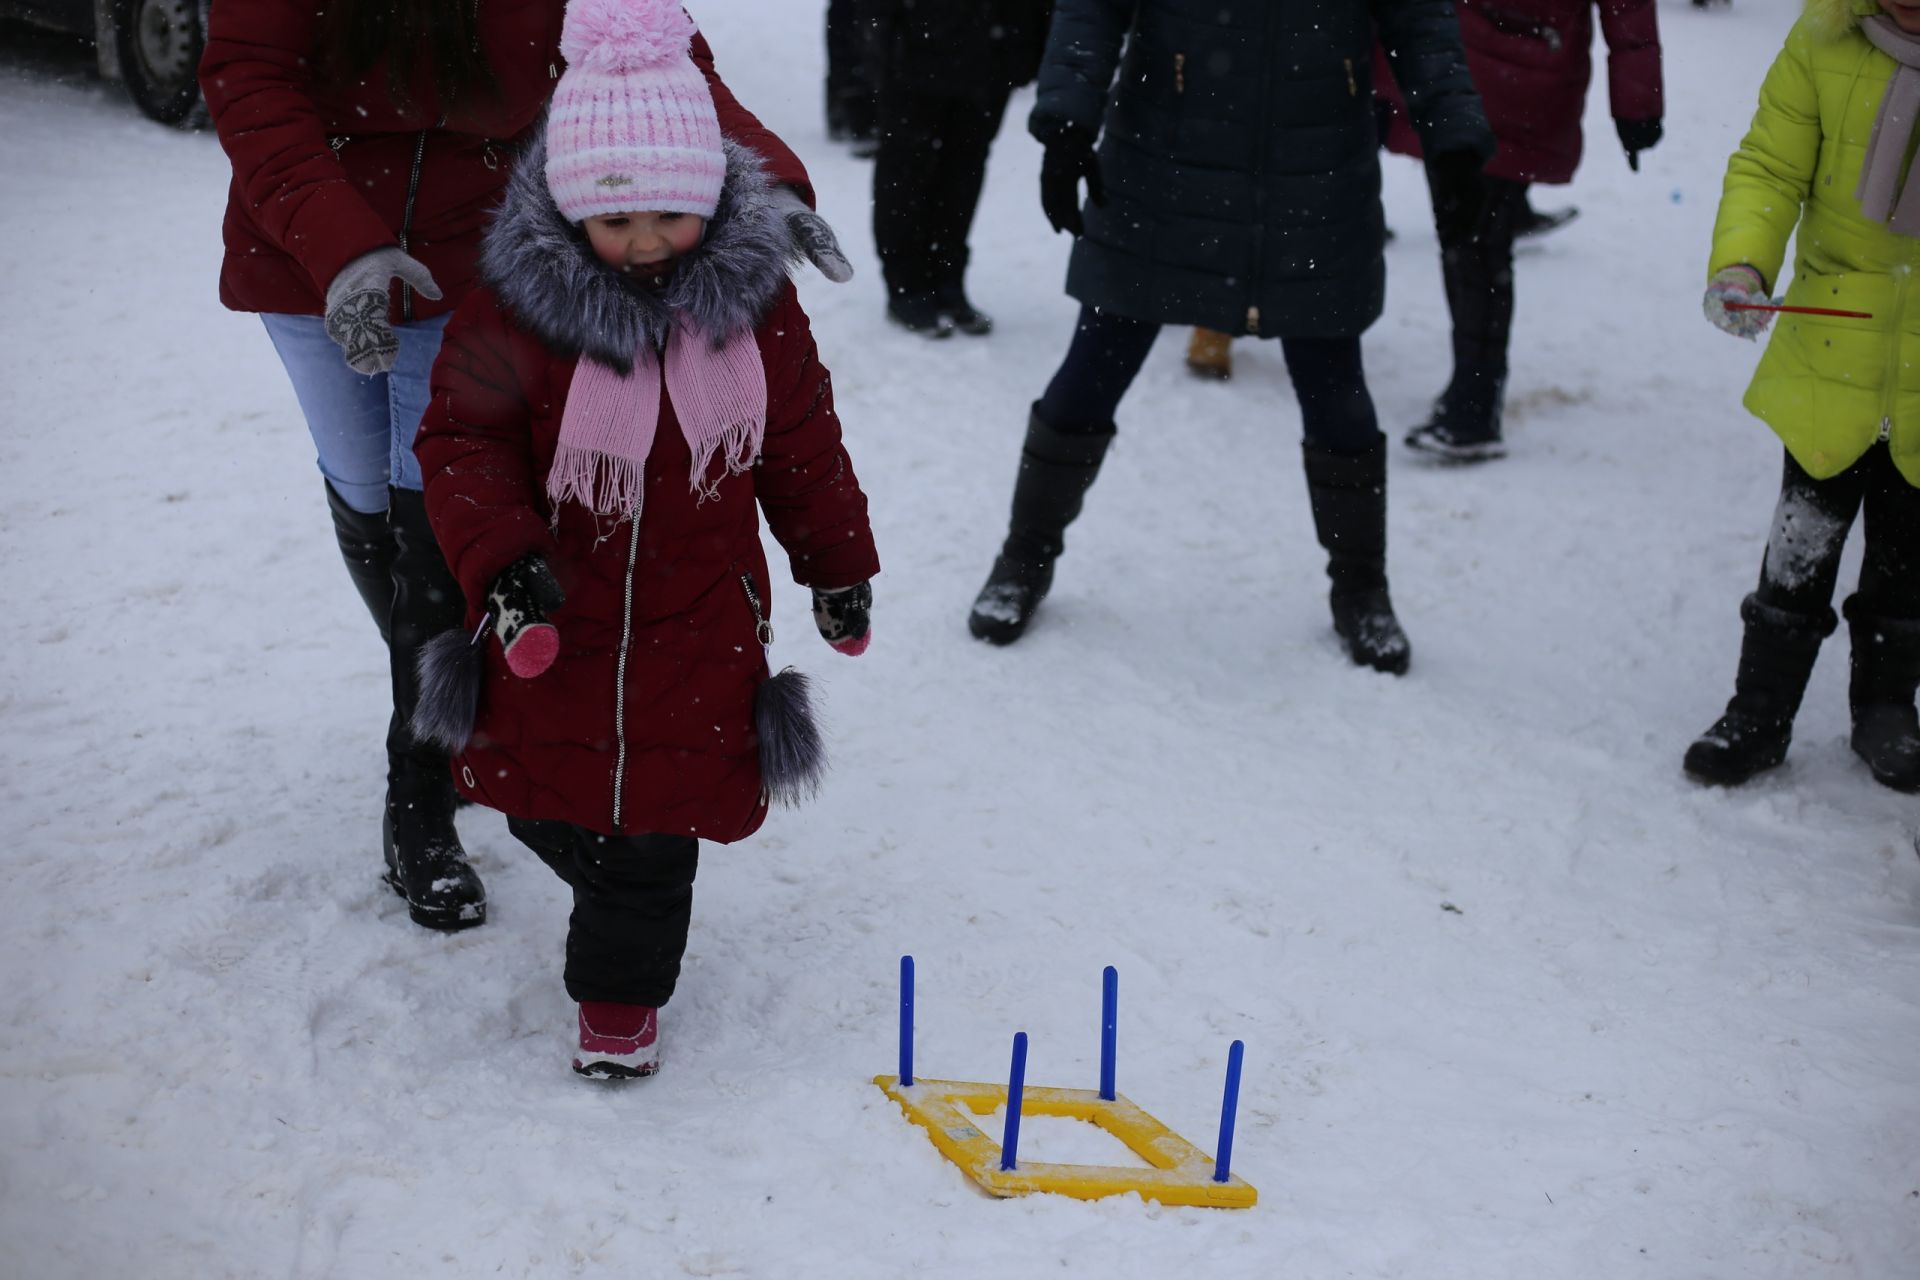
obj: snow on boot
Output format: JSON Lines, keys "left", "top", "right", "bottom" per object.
{"left": 1186, "top": 327, "right": 1233, "bottom": 380}
{"left": 382, "top": 774, "right": 486, "bottom": 930}
{"left": 1844, "top": 600, "right": 1920, "bottom": 792}
{"left": 1303, "top": 437, "right": 1411, "bottom": 675}
{"left": 968, "top": 407, "right": 1114, "bottom": 645}
{"left": 1330, "top": 589, "right": 1411, "bottom": 676}
{"left": 1684, "top": 594, "right": 1834, "bottom": 786}
{"left": 574, "top": 1002, "right": 661, "bottom": 1079}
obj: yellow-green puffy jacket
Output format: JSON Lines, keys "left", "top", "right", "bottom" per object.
{"left": 1713, "top": 0, "right": 1920, "bottom": 486}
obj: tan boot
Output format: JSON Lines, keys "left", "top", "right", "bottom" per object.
{"left": 1186, "top": 327, "right": 1233, "bottom": 380}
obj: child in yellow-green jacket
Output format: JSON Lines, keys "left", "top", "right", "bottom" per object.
{"left": 1692, "top": 0, "right": 1920, "bottom": 792}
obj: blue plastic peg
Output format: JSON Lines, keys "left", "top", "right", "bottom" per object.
{"left": 899, "top": 955, "right": 914, "bottom": 1086}
{"left": 1000, "top": 1032, "right": 1029, "bottom": 1171}
{"left": 1099, "top": 966, "right": 1118, "bottom": 1101}
{"left": 1213, "top": 1040, "right": 1245, "bottom": 1183}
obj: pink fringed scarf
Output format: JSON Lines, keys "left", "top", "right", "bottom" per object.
{"left": 547, "top": 317, "right": 767, "bottom": 519}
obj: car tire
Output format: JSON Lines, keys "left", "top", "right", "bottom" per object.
{"left": 111, "top": 0, "right": 207, "bottom": 127}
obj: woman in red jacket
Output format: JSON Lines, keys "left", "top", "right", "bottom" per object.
{"left": 198, "top": 2, "right": 846, "bottom": 932}
{"left": 1381, "top": 0, "right": 1663, "bottom": 460}
{"left": 411, "top": 0, "right": 878, "bottom": 1078}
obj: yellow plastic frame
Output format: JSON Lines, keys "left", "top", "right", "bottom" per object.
{"left": 874, "top": 1074, "right": 1257, "bottom": 1208}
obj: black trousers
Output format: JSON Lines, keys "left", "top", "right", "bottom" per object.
{"left": 1036, "top": 306, "right": 1383, "bottom": 453}
{"left": 825, "top": 1, "right": 874, "bottom": 128}
{"left": 508, "top": 817, "right": 700, "bottom": 1007}
{"left": 1428, "top": 173, "right": 1530, "bottom": 381}
{"left": 871, "top": 84, "right": 1011, "bottom": 295}
{"left": 1755, "top": 444, "right": 1920, "bottom": 619}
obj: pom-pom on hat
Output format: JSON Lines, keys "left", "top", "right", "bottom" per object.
{"left": 545, "top": 0, "right": 725, "bottom": 223}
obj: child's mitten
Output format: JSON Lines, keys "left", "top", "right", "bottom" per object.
{"left": 1703, "top": 264, "right": 1773, "bottom": 340}
{"left": 770, "top": 187, "right": 854, "bottom": 283}
{"left": 323, "top": 248, "right": 443, "bottom": 375}
{"left": 489, "top": 555, "right": 567, "bottom": 678}
{"left": 812, "top": 581, "right": 872, "bottom": 656}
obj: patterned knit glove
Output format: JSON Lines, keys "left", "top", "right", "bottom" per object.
{"left": 1703, "top": 264, "right": 1773, "bottom": 340}
{"left": 323, "top": 248, "right": 443, "bottom": 375}
{"left": 812, "top": 581, "right": 872, "bottom": 656}
{"left": 489, "top": 555, "right": 566, "bottom": 678}
{"left": 770, "top": 186, "right": 854, "bottom": 283}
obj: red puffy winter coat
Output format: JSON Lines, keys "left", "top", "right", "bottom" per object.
{"left": 415, "top": 141, "right": 878, "bottom": 842}
{"left": 199, "top": 0, "right": 810, "bottom": 320}
{"left": 1379, "top": 0, "right": 1662, "bottom": 184}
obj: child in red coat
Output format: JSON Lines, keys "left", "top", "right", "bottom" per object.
{"left": 412, "top": 0, "right": 879, "bottom": 1079}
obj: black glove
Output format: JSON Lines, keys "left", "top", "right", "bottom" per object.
{"left": 1616, "top": 117, "right": 1662, "bottom": 172}
{"left": 812, "top": 581, "right": 872, "bottom": 656}
{"left": 488, "top": 554, "right": 566, "bottom": 678}
{"left": 1426, "top": 148, "right": 1490, "bottom": 250}
{"left": 1037, "top": 123, "right": 1107, "bottom": 237}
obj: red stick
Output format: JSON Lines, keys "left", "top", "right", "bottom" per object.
{"left": 1725, "top": 302, "right": 1874, "bottom": 319}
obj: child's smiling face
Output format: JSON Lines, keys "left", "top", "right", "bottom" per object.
{"left": 583, "top": 211, "right": 706, "bottom": 274}
{"left": 1882, "top": 0, "right": 1920, "bottom": 34}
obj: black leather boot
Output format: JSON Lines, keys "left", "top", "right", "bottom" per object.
{"left": 1302, "top": 436, "right": 1411, "bottom": 675}
{"left": 1684, "top": 594, "right": 1835, "bottom": 786}
{"left": 324, "top": 480, "right": 395, "bottom": 644}
{"left": 1844, "top": 597, "right": 1920, "bottom": 792}
{"left": 968, "top": 405, "right": 1115, "bottom": 645}
{"left": 384, "top": 486, "right": 487, "bottom": 930}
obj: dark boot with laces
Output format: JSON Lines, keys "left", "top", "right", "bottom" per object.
{"left": 1844, "top": 598, "right": 1920, "bottom": 792}
{"left": 1303, "top": 436, "right": 1411, "bottom": 675}
{"left": 1684, "top": 594, "right": 1834, "bottom": 786}
{"left": 969, "top": 407, "right": 1114, "bottom": 645}
{"left": 382, "top": 487, "right": 487, "bottom": 930}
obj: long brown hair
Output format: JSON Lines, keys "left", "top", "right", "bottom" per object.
{"left": 319, "top": 1, "right": 499, "bottom": 115}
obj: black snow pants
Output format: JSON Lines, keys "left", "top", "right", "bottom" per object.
{"left": 1754, "top": 444, "right": 1920, "bottom": 619}
{"left": 508, "top": 817, "right": 701, "bottom": 1007}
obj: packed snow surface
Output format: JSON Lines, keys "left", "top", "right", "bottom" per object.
{"left": 1, "top": 2, "right": 1914, "bottom": 1276}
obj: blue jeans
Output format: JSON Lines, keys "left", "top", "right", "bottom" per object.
{"left": 260, "top": 312, "right": 453, "bottom": 514}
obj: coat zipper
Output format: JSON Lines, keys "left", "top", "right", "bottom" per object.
{"left": 610, "top": 505, "right": 643, "bottom": 833}
{"left": 398, "top": 128, "right": 429, "bottom": 321}
{"left": 739, "top": 572, "right": 775, "bottom": 646}
{"left": 1880, "top": 265, "right": 1911, "bottom": 445}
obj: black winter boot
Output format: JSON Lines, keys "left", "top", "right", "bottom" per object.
{"left": 1844, "top": 598, "right": 1920, "bottom": 792}
{"left": 968, "top": 406, "right": 1115, "bottom": 645}
{"left": 1302, "top": 437, "right": 1411, "bottom": 675}
{"left": 383, "top": 486, "right": 487, "bottom": 931}
{"left": 1404, "top": 361, "right": 1507, "bottom": 463}
{"left": 1684, "top": 594, "right": 1835, "bottom": 786}
{"left": 325, "top": 480, "right": 396, "bottom": 644}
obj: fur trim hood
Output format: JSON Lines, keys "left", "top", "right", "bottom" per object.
{"left": 1806, "top": 0, "right": 1879, "bottom": 39}
{"left": 480, "top": 123, "right": 801, "bottom": 374}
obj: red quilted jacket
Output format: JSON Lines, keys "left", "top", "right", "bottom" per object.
{"left": 1378, "top": 0, "right": 1662, "bottom": 184}
{"left": 200, "top": 0, "right": 810, "bottom": 320}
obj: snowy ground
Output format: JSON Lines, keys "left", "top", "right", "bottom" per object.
{"left": 2, "top": 2, "right": 1916, "bottom": 1276}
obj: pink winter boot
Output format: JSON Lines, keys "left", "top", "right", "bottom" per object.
{"left": 574, "top": 1002, "right": 661, "bottom": 1079}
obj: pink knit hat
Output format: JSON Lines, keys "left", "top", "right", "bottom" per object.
{"left": 545, "top": 0, "right": 726, "bottom": 223}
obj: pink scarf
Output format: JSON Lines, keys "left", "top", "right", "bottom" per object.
{"left": 547, "top": 318, "right": 767, "bottom": 519}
